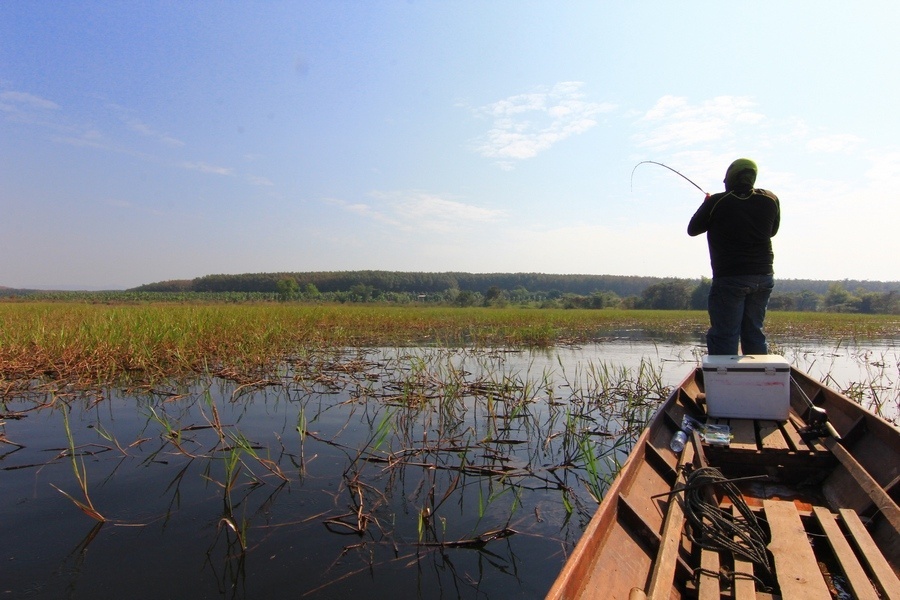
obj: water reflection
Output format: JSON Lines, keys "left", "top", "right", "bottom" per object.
{"left": 0, "top": 340, "right": 896, "bottom": 599}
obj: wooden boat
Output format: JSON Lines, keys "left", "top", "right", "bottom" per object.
{"left": 547, "top": 365, "right": 900, "bottom": 599}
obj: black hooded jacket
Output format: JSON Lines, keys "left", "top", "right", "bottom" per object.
{"left": 687, "top": 173, "right": 780, "bottom": 278}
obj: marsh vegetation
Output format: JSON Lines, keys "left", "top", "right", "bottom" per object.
{"left": 0, "top": 302, "right": 897, "bottom": 598}
{"left": 1, "top": 302, "right": 897, "bottom": 393}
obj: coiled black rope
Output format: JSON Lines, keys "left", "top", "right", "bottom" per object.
{"left": 683, "top": 467, "right": 774, "bottom": 581}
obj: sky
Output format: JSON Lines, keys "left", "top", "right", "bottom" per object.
{"left": 2, "top": 1, "right": 899, "bottom": 290}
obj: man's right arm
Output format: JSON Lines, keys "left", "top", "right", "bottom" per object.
{"left": 687, "top": 194, "right": 713, "bottom": 236}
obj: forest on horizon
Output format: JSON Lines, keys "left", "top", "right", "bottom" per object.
{"left": 124, "top": 271, "right": 898, "bottom": 314}
{"left": 3, "top": 271, "right": 898, "bottom": 314}
{"left": 132, "top": 270, "right": 898, "bottom": 295}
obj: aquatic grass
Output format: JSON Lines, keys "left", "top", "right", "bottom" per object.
{"left": 576, "top": 435, "right": 604, "bottom": 503}
{"left": 30, "top": 340, "right": 896, "bottom": 596}
{"left": 214, "top": 439, "right": 252, "bottom": 552}
{"left": 51, "top": 396, "right": 106, "bottom": 522}
{"left": 206, "top": 424, "right": 288, "bottom": 553}
{"left": 90, "top": 421, "right": 130, "bottom": 456}
{"left": 296, "top": 348, "right": 673, "bottom": 557}
{"left": 843, "top": 349, "right": 899, "bottom": 422}
{"left": 227, "top": 428, "right": 288, "bottom": 483}
{"left": 370, "top": 407, "right": 396, "bottom": 455}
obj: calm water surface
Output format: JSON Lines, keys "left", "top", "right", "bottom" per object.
{"left": 1, "top": 339, "right": 896, "bottom": 599}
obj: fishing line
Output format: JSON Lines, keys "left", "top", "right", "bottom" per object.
{"left": 630, "top": 160, "right": 708, "bottom": 195}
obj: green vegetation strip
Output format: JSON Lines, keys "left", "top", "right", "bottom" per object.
{"left": 0, "top": 302, "right": 896, "bottom": 393}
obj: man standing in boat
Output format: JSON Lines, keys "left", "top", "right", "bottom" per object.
{"left": 688, "top": 158, "right": 780, "bottom": 355}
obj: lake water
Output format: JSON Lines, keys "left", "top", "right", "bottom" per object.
{"left": 1, "top": 339, "right": 896, "bottom": 598}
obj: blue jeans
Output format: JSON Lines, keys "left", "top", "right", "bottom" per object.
{"left": 706, "top": 274, "right": 774, "bottom": 355}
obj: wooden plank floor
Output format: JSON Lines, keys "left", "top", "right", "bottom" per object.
{"left": 757, "top": 420, "right": 790, "bottom": 451}
{"left": 730, "top": 416, "right": 832, "bottom": 453}
{"left": 728, "top": 418, "right": 757, "bottom": 451}
{"left": 697, "top": 548, "right": 719, "bottom": 600}
{"left": 839, "top": 508, "right": 900, "bottom": 599}
{"left": 691, "top": 417, "right": 898, "bottom": 599}
{"left": 697, "top": 500, "right": 900, "bottom": 598}
{"left": 732, "top": 505, "right": 757, "bottom": 600}
{"left": 813, "top": 506, "right": 880, "bottom": 600}
{"left": 706, "top": 416, "right": 832, "bottom": 456}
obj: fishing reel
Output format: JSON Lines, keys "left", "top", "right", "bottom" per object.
{"left": 792, "top": 378, "right": 842, "bottom": 440}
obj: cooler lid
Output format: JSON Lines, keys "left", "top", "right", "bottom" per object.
{"left": 702, "top": 354, "right": 790, "bottom": 372}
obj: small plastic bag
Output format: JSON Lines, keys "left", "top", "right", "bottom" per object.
{"left": 702, "top": 424, "right": 732, "bottom": 445}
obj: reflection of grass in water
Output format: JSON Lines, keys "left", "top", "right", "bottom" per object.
{"left": 11, "top": 340, "right": 895, "bottom": 595}
{"left": 313, "top": 350, "right": 669, "bottom": 552}
{"left": 557, "top": 356, "right": 665, "bottom": 506}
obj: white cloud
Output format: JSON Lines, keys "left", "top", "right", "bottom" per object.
{"left": 106, "top": 103, "right": 184, "bottom": 147}
{"left": 123, "top": 116, "right": 184, "bottom": 147}
{"left": 324, "top": 197, "right": 399, "bottom": 227}
{"left": 3, "top": 92, "right": 189, "bottom": 157}
{"left": 634, "top": 95, "right": 765, "bottom": 152}
{"left": 806, "top": 133, "right": 863, "bottom": 154}
{"left": 865, "top": 151, "right": 900, "bottom": 186}
{"left": 0, "top": 91, "right": 60, "bottom": 111}
{"left": 377, "top": 191, "right": 504, "bottom": 223}
{"left": 52, "top": 129, "right": 110, "bottom": 149}
{"left": 470, "top": 82, "right": 615, "bottom": 166}
{"left": 246, "top": 174, "right": 274, "bottom": 187}
{"left": 332, "top": 190, "right": 506, "bottom": 233}
{"left": 181, "top": 161, "right": 233, "bottom": 176}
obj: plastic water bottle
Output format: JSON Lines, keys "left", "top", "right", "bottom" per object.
{"left": 670, "top": 430, "right": 688, "bottom": 453}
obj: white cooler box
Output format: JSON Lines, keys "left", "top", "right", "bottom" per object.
{"left": 702, "top": 355, "right": 791, "bottom": 420}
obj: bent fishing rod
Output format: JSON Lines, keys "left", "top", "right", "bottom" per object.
{"left": 631, "top": 160, "right": 708, "bottom": 196}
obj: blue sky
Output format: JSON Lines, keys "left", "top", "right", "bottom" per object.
{"left": 2, "top": 1, "right": 898, "bottom": 289}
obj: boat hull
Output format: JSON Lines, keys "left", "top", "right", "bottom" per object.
{"left": 547, "top": 366, "right": 900, "bottom": 599}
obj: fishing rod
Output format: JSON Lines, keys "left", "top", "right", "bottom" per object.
{"left": 631, "top": 160, "right": 708, "bottom": 195}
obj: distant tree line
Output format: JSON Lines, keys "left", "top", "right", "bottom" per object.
{"left": 134, "top": 271, "right": 659, "bottom": 297}
{"left": 118, "top": 271, "right": 900, "bottom": 314}
{"left": 632, "top": 280, "right": 899, "bottom": 314}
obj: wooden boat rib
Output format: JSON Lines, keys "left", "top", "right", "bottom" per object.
{"left": 547, "top": 366, "right": 900, "bottom": 599}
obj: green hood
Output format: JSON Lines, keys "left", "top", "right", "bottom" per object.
{"left": 724, "top": 158, "right": 757, "bottom": 191}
